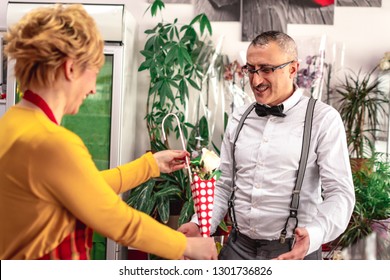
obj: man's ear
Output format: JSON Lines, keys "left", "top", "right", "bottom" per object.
{"left": 290, "top": 61, "right": 299, "bottom": 78}
{"left": 63, "top": 59, "right": 75, "bottom": 81}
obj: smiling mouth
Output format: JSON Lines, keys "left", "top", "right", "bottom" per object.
{"left": 255, "top": 84, "right": 269, "bottom": 93}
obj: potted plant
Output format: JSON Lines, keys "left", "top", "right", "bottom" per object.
{"left": 335, "top": 66, "right": 389, "bottom": 167}
{"left": 127, "top": 0, "right": 216, "bottom": 227}
{"left": 323, "top": 66, "right": 390, "bottom": 259}
{"left": 329, "top": 153, "right": 390, "bottom": 259}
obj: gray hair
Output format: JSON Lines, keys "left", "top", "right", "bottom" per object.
{"left": 250, "top": 31, "right": 298, "bottom": 60}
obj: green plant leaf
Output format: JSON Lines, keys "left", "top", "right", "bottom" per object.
{"left": 167, "top": 78, "right": 179, "bottom": 89}
{"left": 179, "top": 44, "right": 193, "bottom": 65}
{"left": 160, "top": 173, "right": 180, "bottom": 185}
{"left": 202, "top": 16, "right": 212, "bottom": 35}
{"left": 224, "top": 112, "right": 229, "bottom": 130}
{"left": 178, "top": 79, "right": 189, "bottom": 102}
{"left": 172, "top": 74, "right": 182, "bottom": 81}
{"left": 150, "top": 0, "right": 165, "bottom": 17}
{"left": 157, "top": 196, "right": 170, "bottom": 224}
{"left": 140, "top": 50, "right": 154, "bottom": 59}
{"left": 144, "top": 36, "right": 156, "bottom": 51}
{"left": 149, "top": 80, "right": 163, "bottom": 95}
{"left": 182, "top": 26, "right": 197, "bottom": 45}
{"left": 184, "top": 122, "right": 195, "bottom": 129}
{"left": 144, "top": 28, "right": 157, "bottom": 35}
{"left": 186, "top": 77, "right": 201, "bottom": 91}
{"left": 154, "top": 185, "right": 181, "bottom": 199}
{"left": 138, "top": 59, "right": 152, "bottom": 72}
{"left": 160, "top": 80, "right": 175, "bottom": 104}
{"left": 178, "top": 199, "right": 194, "bottom": 227}
{"left": 126, "top": 180, "right": 156, "bottom": 215}
{"left": 199, "top": 116, "right": 209, "bottom": 144}
{"left": 218, "top": 220, "right": 228, "bottom": 232}
{"left": 165, "top": 44, "right": 178, "bottom": 65}
{"left": 189, "top": 14, "right": 202, "bottom": 26}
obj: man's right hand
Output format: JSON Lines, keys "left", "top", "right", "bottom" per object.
{"left": 177, "top": 222, "right": 202, "bottom": 237}
{"left": 183, "top": 237, "right": 218, "bottom": 260}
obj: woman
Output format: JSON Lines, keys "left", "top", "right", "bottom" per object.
{"left": 0, "top": 4, "right": 217, "bottom": 260}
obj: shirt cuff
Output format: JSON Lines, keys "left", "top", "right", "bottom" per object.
{"left": 190, "top": 213, "right": 199, "bottom": 224}
{"left": 305, "top": 224, "right": 325, "bottom": 255}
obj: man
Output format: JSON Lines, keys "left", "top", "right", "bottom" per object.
{"left": 178, "top": 31, "right": 355, "bottom": 260}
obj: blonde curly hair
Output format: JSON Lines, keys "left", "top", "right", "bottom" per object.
{"left": 4, "top": 4, "right": 104, "bottom": 92}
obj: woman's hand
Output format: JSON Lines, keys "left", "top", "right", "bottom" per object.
{"left": 153, "top": 150, "right": 190, "bottom": 173}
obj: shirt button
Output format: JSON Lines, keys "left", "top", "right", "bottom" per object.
{"left": 263, "top": 137, "right": 268, "bottom": 142}
{"left": 255, "top": 183, "right": 261, "bottom": 189}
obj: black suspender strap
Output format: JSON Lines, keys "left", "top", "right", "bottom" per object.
{"left": 279, "top": 97, "right": 317, "bottom": 244}
{"left": 228, "top": 102, "right": 256, "bottom": 241}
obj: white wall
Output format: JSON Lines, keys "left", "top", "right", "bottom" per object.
{"left": 2, "top": 0, "right": 389, "bottom": 69}
{"left": 1, "top": 0, "right": 390, "bottom": 157}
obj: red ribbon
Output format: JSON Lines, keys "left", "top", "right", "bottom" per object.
{"left": 23, "top": 90, "right": 58, "bottom": 125}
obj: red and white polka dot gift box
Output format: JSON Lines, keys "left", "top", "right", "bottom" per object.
{"left": 191, "top": 173, "right": 216, "bottom": 237}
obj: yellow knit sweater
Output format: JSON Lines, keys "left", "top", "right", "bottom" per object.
{"left": 0, "top": 106, "right": 186, "bottom": 259}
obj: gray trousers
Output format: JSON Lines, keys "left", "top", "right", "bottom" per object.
{"left": 219, "top": 230, "right": 322, "bottom": 260}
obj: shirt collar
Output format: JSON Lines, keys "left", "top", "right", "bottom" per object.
{"left": 280, "top": 84, "right": 303, "bottom": 113}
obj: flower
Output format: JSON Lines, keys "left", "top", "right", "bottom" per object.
{"left": 223, "top": 60, "right": 244, "bottom": 81}
{"left": 296, "top": 55, "right": 326, "bottom": 89}
{"left": 379, "top": 52, "right": 390, "bottom": 71}
{"left": 201, "top": 148, "right": 221, "bottom": 173}
{"left": 190, "top": 148, "right": 221, "bottom": 180}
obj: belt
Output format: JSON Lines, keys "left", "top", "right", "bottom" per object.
{"left": 222, "top": 230, "right": 322, "bottom": 260}
{"left": 235, "top": 230, "right": 294, "bottom": 248}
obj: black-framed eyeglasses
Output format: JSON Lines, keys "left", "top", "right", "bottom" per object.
{"left": 241, "top": 60, "right": 295, "bottom": 75}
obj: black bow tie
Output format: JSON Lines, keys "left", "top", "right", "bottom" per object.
{"left": 255, "top": 103, "right": 286, "bottom": 117}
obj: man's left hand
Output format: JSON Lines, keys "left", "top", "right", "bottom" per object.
{"left": 273, "top": 227, "right": 310, "bottom": 260}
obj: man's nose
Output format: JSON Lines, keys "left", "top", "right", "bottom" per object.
{"left": 251, "top": 71, "right": 265, "bottom": 85}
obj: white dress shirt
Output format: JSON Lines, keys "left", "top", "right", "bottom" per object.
{"left": 210, "top": 88, "right": 355, "bottom": 255}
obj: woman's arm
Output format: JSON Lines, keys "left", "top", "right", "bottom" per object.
{"left": 101, "top": 150, "right": 189, "bottom": 194}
